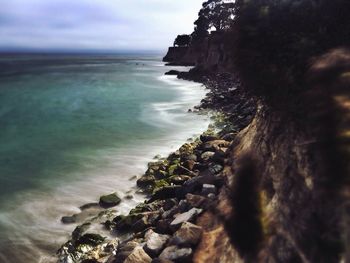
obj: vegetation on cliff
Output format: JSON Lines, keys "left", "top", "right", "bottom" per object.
{"left": 164, "top": 0, "right": 350, "bottom": 262}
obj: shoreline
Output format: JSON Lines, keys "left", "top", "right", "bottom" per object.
{"left": 0, "top": 64, "right": 210, "bottom": 263}
{"left": 57, "top": 68, "right": 256, "bottom": 263}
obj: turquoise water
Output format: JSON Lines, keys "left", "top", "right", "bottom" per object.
{"left": 0, "top": 54, "right": 209, "bottom": 262}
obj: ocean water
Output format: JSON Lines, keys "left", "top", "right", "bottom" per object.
{"left": 0, "top": 53, "right": 210, "bottom": 262}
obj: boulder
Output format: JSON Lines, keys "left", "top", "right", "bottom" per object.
{"left": 200, "top": 151, "right": 215, "bottom": 161}
{"left": 208, "top": 164, "right": 224, "bottom": 175}
{"left": 124, "top": 246, "right": 152, "bottom": 263}
{"left": 144, "top": 229, "right": 171, "bottom": 257}
{"left": 177, "top": 200, "right": 190, "bottom": 213}
{"left": 125, "top": 195, "right": 134, "bottom": 200}
{"left": 185, "top": 194, "right": 207, "bottom": 208}
{"left": 182, "top": 160, "right": 196, "bottom": 171}
{"left": 201, "top": 184, "right": 217, "bottom": 196}
{"left": 99, "top": 193, "right": 121, "bottom": 208}
{"left": 72, "top": 223, "right": 92, "bottom": 240}
{"left": 201, "top": 140, "right": 230, "bottom": 152}
{"left": 156, "top": 219, "right": 173, "bottom": 234}
{"left": 165, "top": 70, "right": 180, "bottom": 76}
{"left": 163, "top": 199, "right": 178, "bottom": 211}
{"left": 137, "top": 175, "right": 156, "bottom": 188}
{"left": 170, "top": 222, "right": 203, "bottom": 247}
{"left": 132, "top": 212, "right": 160, "bottom": 233}
{"left": 149, "top": 186, "right": 182, "bottom": 202}
{"left": 151, "top": 258, "right": 174, "bottom": 263}
{"left": 159, "top": 246, "right": 192, "bottom": 262}
{"left": 75, "top": 234, "right": 105, "bottom": 247}
{"left": 176, "top": 174, "right": 223, "bottom": 198}
{"left": 80, "top": 203, "right": 100, "bottom": 210}
{"left": 111, "top": 241, "right": 140, "bottom": 263}
{"left": 200, "top": 134, "right": 219, "bottom": 143}
{"left": 168, "top": 175, "right": 191, "bottom": 185}
{"left": 220, "top": 132, "right": 236, "bottom": 141}
{"left": 61, "top": 215, "right": 76, "bottom": 224}
{"left": 170, "top": 208, "right": 203, "bottom": 229}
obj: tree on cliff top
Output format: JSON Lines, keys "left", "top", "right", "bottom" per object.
{"left": 192, "top": 0, "right": 235, "bottom": 43}
{"left": 174, "top": 35, "right": 191, "bottom": 47}
{"left": 196, "top": 0, "right": 235, "bottom": 31}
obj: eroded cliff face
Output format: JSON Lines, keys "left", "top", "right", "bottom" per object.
{"left": 191, "top": 49, "right": 350, "bottom": 263}
{"left": 163, "top": 32, "right": 233, "bottom": 70}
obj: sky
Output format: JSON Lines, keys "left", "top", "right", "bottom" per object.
{"left": 0, "top": 0, "right": 204, "bottom": 52}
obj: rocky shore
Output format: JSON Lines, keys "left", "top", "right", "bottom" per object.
{"left": 57, "top": 69, "right": 256, "bottom": 263}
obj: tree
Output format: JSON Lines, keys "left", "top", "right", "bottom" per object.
{"left": 173, "top": 35, "right": 191, "bottom": 47}
{"left": 197, "top": 0, "right": 235, "bottom": 32}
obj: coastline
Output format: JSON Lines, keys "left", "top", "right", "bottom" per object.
{"left": 56, "top": 68, "right": 256, "bottom": 263}
{"left": 0, "top": 62, "right": 210, "bottom": 263}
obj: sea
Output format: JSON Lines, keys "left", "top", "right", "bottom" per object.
{"left": 0, "top": 53, "right": 210, "bottom": 263}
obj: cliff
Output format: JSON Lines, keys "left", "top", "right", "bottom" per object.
{"left": 164, "top": 11, "right": 350, "bottom": 263}
{"left": 163, "top": 32, "right": 233, "bottom": 70}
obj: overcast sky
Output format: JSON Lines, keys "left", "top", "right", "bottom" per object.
{"left": 0, "top": 0, "right": 203, "bottom": 52}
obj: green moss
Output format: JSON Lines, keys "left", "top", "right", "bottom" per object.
{"left": 152, "top": 179, "right": 170, "bottom": 193}
{"left": 129, "top": 203, "right": 148, "bottom": 215}
{"left": 168, "top": 164, "right": 179, "bottom": 176}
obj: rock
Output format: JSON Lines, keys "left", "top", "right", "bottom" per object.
{"left": 99, "top": 193, "right": 121, "bottom": 208}
{"left": 201, "top": 140, "right": 230, "bottom": 152}
{"left": 186, "top": 154, "right": 197, "bottom": 162}
{"left": 149, "top": 186, "right": 182, "bottom": 202}
{"left": 208, "top": 164, "right": 224, "bottom": 174}
{"left": 200, "top": 134, "right": 218, "bottom": 143}
{"left": 61, "top": 215, "right": 76, "bottom": 224}
{"left": 124, "top": 246, "right": 152, "bottom": 263}
{"left": 112, "top": 214, "right": 143, "bottom": 232}
{"left": 163, "top": 199, "right": 178, "bottom": 211}
{"left": 159, "top": 246, "right": 192, "bottom": 262}
{"left": 81, "top": 259, "right": 99, "bottom": 263}
{"left": 170, "top": 222, "right": 203, "bottom": 247}
{"left": 221, "top": 133, "right": 236, "bottom": 141}
{"left": 185, "top": 194, "right": 207, "bottom": 208}
{"left": 200, "top": 151, "right": 215, "bottom": 161}
{"left": 72, "top": 223, "right": 92, "bottom": 240}
{"left": 76, "top": 234, "right": 105, "bottom": 247}
{"left": 201, "top": 184, "right": 217, "bottom": 196}
{"left": 170, "top": 208, "right": 203, "bottom": 229}
{"left": 129, "top": 175, "right": 138, "bottom": 181}
{"left": 154, "top": 170, "right": 168, "bottom": 180}
{"left": 132, "top": 212, "right": 160, "bottom": 233}
{"left": 104, "top": 239, "right": 119, "bottom": 253}
{"left": 151, "top": 258, "right": 174, "bottom": 263}
{"left": 176, "top": 174, "right": 223, "bottom": 198}
{"left": 165, "top": 70, "right": 180, "bottom": 76}
{"left": 80, "top": 203, "right": 100, "bottom": 210}
{"left": 177, "top": 200, "right": 190, "bottom": 213}
{"left": 167, "top": 164, "right": 179, "bottom": 176}
{"left": 144, "top": 229, "right": 171, "bottom": 257}
{"left": 153, "top": 154, "right": 162, "bottom": 159}
{"left": 183, "top": 160, "right": 196, "bottom": 171}
{"left": 208, "top": 193, "right": 216, "bottom": 200}
{"left": 137, "top": 175, "right": 156, "bottom": 188}
{"left": 168, "top": 175, "right": 191, "bottom": 185}
{"left": 156, "top": 219, "right": 172, "bottom": 234}
{"left": 125, "top": 195, "right": 134, "bottom": 200}
{"left": 161, "top": 206, "right": 180, "bottom": 220}
{"left": 112, "top": 241, "right": 143, "bottom": 263}
{"left": 211, "top": 151, "right": 226, "bottom": 164}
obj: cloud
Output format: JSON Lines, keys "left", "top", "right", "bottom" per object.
{"left": 0, "top": 0, "right": 203, "bottom": 51}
